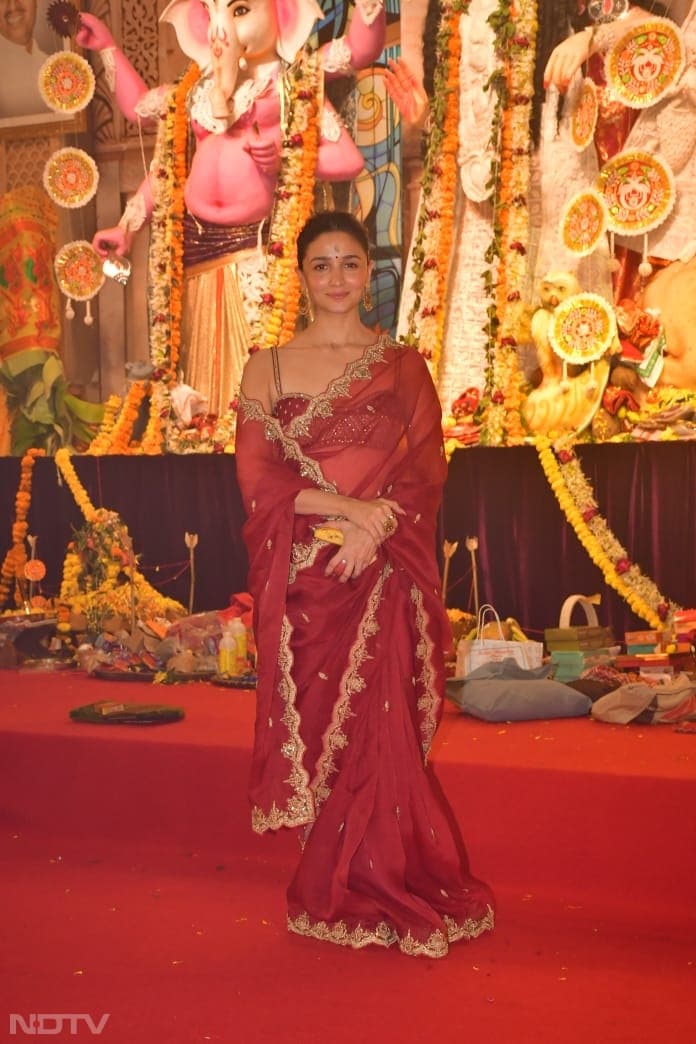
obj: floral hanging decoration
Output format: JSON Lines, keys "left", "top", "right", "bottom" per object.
{"left": 536, "top": 435, "right": 678, "bottom": 629}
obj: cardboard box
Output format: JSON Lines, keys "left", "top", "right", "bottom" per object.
{"left": 545, "top": 627, "right": 614, "bottom": 651}
{"left": 624, "top": 630, "right": 659, "bottom": 645}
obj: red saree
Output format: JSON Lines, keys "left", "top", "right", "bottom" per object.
{"left": 235, "top": 334, "right": 494, "bottom": 957}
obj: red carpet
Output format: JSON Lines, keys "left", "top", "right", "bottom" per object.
{"left": 1, "top": 671, "right": 694, "bottom": 1043}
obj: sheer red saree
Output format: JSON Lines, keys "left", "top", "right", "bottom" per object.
{"left": 235, "top": 335, "right": 494, "bottom": 957}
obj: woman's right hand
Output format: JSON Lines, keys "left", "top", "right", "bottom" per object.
{"left": 324, "top": 522, "right": 379, "bottom": 583}
{"left": 343, "top": 497, "right": 405, "bottom": 544}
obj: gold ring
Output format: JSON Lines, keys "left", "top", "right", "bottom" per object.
{"left": 383, "top": 514, "right": 396, "bottom": 534}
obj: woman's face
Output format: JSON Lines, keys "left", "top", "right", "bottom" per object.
{"left": 0, "top": 0, "right": 37, "bottom": 47}
{"left": 300, "top": 230, "right": 372, "bottom": 317}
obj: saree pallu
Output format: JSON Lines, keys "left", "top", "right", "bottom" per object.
{"left": 235, "top": 335, "right": 494, "bottom": 957}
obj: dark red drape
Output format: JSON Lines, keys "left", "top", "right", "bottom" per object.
{"left": 0, "top": 444, "right": 692, "bottom": 636}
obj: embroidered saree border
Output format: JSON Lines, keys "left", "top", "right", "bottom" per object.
{"left": 288, "top": 540, "right": 322, "bottom": 585}
{"left": 237, "top": 392, "right": 336, "bottom": 491}
{"left": 410, "top": 583, "right": 441, "bottom": 758}
{"left": 251, "top": 614, "right": 314, "bottom": 834}
{"left": 285, "top": 335, "right": 389, "bottom": 439}
{"left": 239, "top": 333, "right": 392, "bottom": 441}
{"left": 312, "top": 562, "right": 393, "bottom": 809}
{"left": 287, "top": 905, "right": 495, "bottom": 958}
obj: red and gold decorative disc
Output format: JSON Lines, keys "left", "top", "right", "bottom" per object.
{"left": 605, "top": 17, "right": 685, "bottom": 109}
{"left": 54, "top": 241, "right": 105, "bottom": 301}
{"left": 43, "top": 148, "right": 99, "bottom": 209}
{"left": 549, "top": 293, "right": 617, "bottom": 365}
{"left": 571, "top": 78, "right": 599, "bottom": 151}
{"left": 561, "top": 189, "right": 607, "bottom": 256}
{"left": 39, "top": 52, "right": 95, "bottom": 114}
{"left": 598, "top": 150, "right": 675, "bottom": 236}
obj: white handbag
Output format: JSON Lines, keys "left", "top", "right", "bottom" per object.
{"left": 456, "top": 604, "right": 544, "bottom": 677}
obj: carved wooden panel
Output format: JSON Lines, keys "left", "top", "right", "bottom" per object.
{"left": 2, "top": 137, "right": 54, "bottom": 192}
{"left": 89, "top": 0, "right": 161, "bottom": 143}
{"left": 123, "top": 0, "right": 161, "bottom": 138}
{"left": 89, "top": 2, "right": 185, "bottom": 145}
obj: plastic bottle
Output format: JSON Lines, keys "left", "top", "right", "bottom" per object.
{"left": 229, "top": 617, "right": 247, "bottom": 675}
{"left": 218, "top": 625, "right": 236, "bottom": 676}
{"left": 218, "top": 618, "right": 247, "bottom": 676}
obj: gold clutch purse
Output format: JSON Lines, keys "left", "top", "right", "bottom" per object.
{"left": 313, "top": 525, "right": 344, "bottom": 546}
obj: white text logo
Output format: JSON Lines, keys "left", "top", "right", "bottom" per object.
{"left": 9, "top": 1014, "right": 110, "bottom": 1035}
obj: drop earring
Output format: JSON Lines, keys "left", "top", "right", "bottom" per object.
{"left": 362, "top": 284, "right": 373, "bottom": 311}
{"left": 299, "top": 288, "right": 314, "bottom": 321}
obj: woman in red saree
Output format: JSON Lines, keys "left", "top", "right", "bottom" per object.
{"left": 235, "top": 211, "right": 494, "bottom": 957}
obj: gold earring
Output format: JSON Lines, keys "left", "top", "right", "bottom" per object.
{"left": 362, "top": 285, "right": 373, "bottom": 311}
{"left": 299, "top": 288, "right": 314, "bottom": 320}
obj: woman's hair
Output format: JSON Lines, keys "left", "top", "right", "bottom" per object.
{"left": 297, "top": 211, "right": 370, "bottom": 268}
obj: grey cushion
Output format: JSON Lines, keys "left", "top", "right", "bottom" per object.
{"left": 446, "top": 658, "right": 592, "bottom": 721}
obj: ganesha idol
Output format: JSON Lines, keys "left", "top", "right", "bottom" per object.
{"left": 77, "top": 0, "right": 386, "bottom": 418}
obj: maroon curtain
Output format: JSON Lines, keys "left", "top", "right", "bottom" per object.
{"left": 441, "top": 444, "right": 695, "bottom": 640}
{"left": 0, "top": 455, "right": 249, "bottom": 614}
{"left": 1, "top": 444, "right": 693, "bottom": 636}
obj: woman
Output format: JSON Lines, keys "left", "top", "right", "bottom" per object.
{"left": 235, "top": 211, "right": 494, "bottom": 957}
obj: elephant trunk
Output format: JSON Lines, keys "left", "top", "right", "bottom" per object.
{"left": 208, "top": 22, "right": 244, "bottom": 122}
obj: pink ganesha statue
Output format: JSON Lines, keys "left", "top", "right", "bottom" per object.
{"left": 77, "top": 0, "right": 386, "bottom": 420}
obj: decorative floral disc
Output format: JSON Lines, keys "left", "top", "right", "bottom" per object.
{"left": 598, "top": 150, "right": 675, "bottom": 236}
{"left": 605, "top": 17, "right": 685, "bottom": 109}
{"left": 560, "top": 189, "right": 608, "bottom": 256}
{"left": 549, "top": 292, "right": 617, "bottom": 365}
{"left": 24, "top": 559, "right": 47, "bottom": 582}
{"left": 54, "top": 241, "right": 105, "bottom": 301}
{"left": 47, "top": 0, "right": 81, "bottom": 37}
{"left": 571, "top": 78, "right": 599, "bottom": 151}
{"left": 43, "top": 148, "right": 99, "bottom": 209}
{"left": 39, "top": 52, "right": 95, "bottom": 114}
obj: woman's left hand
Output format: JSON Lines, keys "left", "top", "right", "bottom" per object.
{"left": 343, "top": 497, "right": 404, "bottom": 545}
{"left": 324, "top": 522, "right": 379, "bottom": 583}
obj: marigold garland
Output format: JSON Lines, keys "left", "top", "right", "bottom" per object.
{"left": 148, "top": 63, "right": 198, "bottom": 381}
{"left": 86, "top": 393, "right": 122, "bottom": 456}
{"left": 55, "top": 448, "right": 185, "bottom": 624}
{"left": 141, "top": 381, "right": 167, "bottom": 455}
{"left": 140, "top": 62, "right": 200, "bottom": 454}
{"left": 480, "top": 0, "right": 537, "bottom": 445}
{"left": 55, "top": 447, "right": 97, "bottom": 522}
{"left": 404, "top": 0, "right": 468, "bottom": 376}
{"left": 535, "top": 435, "right": 679, "bottom": 628}
{"left": 86, "top": 383, "right": 149, "bottom": 456}
{"left": 254, "top": 50, "right": 321, "bottom": 350}
{"left": 59, "top": 507, "right": 185, "bottom": 628}
{"left": 0, "top": 448, "right": 45, "bottom": 610}
{"left": 404, "top": 0, "right": 538, "bottom": 437}
{"left": 104, "top": 380, "right": 149, "bottom": 455}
